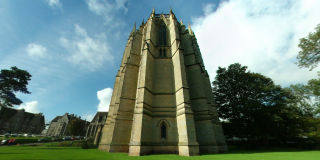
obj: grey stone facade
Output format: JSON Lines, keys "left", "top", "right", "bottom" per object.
{"left": 0, "top": 106, "right": 45, "bottom": 134}
{"left": 98, "top": 10, "right": 227, "bottom": 156}
{"left": 46, "top": 113, "right": 87, "bottom": 137}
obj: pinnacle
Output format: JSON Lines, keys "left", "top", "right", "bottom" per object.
{"left": 188, "top": 23, "right": 194, "bottom": 35}
{"left": 131, "top": 22, "right": 136, "bottom": 34}
{"left": 180, "top": 19, "right": 183, "bottom": 25}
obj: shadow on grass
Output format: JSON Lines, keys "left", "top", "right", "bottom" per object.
{"left": 218, "top": 147, "right": 319, "bottom": 155}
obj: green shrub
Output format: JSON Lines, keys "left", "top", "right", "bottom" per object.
{"left": 81, "top": 138, "right": 96, "bottom": 149}
{"left": 15, "top": 139, "right": 38, "bottom": 144}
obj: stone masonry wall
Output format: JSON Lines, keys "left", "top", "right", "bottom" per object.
{"left": 0, "top": 106, "right": 45, "bottom": 134}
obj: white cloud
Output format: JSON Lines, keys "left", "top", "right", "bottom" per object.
{"left": 97, "top": 88, "right": 113, "bottom": 112}
{"left": 60, "top": 24, "right": 113, "bottom": 71}
{"left": 115, "top": 0, "right": 128, "bottom": 13}
{"left": 192, "top": 0, "right": 320, "bottom": 86}
{"left": 203, "top": 3, "right": 215, "bottom": 16}
{"left": 82, "top": 112, "right": 95, "bottom": 122}
{"left": 26, "top": 43, "right": 47, "bottom": 58}
{"left": 46, "top": 0, "right": 62, "bottom": 8}
{"left": 17, "top": 101, "right": 40, "bottom": 113}
{"left": 86, "top": 0, "right": 127, "bottom": 26}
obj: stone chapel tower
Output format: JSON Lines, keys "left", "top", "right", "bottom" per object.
{"left": 98, "top": 9, "right": 227, "bottom": 156}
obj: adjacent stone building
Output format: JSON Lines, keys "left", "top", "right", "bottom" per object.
{"left": 98, "top": 10, "right": 227, "bottom": 156}
{"left": 46, "top": 113, "right": 88, "bottom": 137}
{"left": 0, "top": 106, "right": 45, "bottom": 134}
{"left": 86, "top": 112, "right": 108, "bottom": 144}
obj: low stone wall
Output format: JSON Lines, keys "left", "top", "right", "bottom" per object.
{"left": 0, "top": 106, "right": 45, "bottom": 134}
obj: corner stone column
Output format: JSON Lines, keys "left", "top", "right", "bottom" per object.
{"left": 169, "top": 14, "right": 199, "bottom": 156}
{"left": 129, "top": 20, "right": 153, "bottom": 156}
{"left": 172, "top": 43, "right": 199, "bottom": 156}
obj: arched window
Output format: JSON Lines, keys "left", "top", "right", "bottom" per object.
{"left": 159, "top": 24, "right": 167, "bottom": 46}
{"left": 161, "top": 123, "right": 167, "bottom": 139}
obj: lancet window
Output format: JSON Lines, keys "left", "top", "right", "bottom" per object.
{"left": 159, "top": 24, "right": 167, "bottom": 46}
{"left": 161, "top": 123, "right": 167, "bottom": 139}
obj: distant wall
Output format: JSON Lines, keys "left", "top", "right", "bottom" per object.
{"left": 0, "top": 106, "right": 45, "bottom": 134}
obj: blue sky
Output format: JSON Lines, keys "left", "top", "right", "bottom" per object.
{"left": 0, "top": 0, "right": 320, "bottom": 123}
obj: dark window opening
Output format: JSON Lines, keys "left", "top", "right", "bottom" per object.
{"left": 159, "top": 24, "right": 167, "bottom": 46}
{"left": 159, "top": 48, "right": 166, "bottom": 58}
{"left": 98, "top": 116, "right": 102, "bottom": 122}
{"left": 161, "top": 123, "right": 167, "bottom": 139}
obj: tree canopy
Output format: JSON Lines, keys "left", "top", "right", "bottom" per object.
{"left": 65, "top": 118, "right": 88, "bottom": 136}
{"left": 297, "top": 24, "right": 320, "bottom": 70}
{"left": 288, "top": 78, "right": 320, "bottom": 116}
{"left": 212, "top": 63, "right": 311, "bottom": 143}
{"left": 0, "top": 66, "right": 31, "bottom": 107}
{"left": 213, "top": 63, "right": 287, "bottom": 121}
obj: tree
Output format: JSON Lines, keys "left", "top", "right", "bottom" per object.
{"left": 307, "top": 78, "right": 320, "bottom": 114}
{"left": 0, "top": 66, "right": 31, "bottom": 107}
{"left": 65, "top": 118, "right": 87, "bottom": 136}
{"left": 287, "top": 80, "right": 320, "bottom": 144}
{"left": 213, "top": 63, "right": 285, "bottom": 120}
{"left": 212, "top": 63, "right": 304, "bottom": 143}
{"left": 288, "top": 77, "right": 320, "bottom": 116}
{"left": 297, "top": 24, "right": 320, "bottom": 70}
{"left": 287, "top": 84, "right": 315, "bottom": 116}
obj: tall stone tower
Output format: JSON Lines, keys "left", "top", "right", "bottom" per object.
{"left": 98, "top": 9, "right": 227, "bottom": 156}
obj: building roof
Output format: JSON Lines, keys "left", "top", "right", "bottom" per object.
{"left": 51, "top": 116, "right": 62, "bottom": 122}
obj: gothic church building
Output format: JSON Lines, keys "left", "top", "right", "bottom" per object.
{"left": 98, "top": 9, "right": 227, "bottom": 156}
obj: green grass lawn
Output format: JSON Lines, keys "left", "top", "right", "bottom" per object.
{"left": 0, "top": 145, "right": 319, "bottom": 160}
